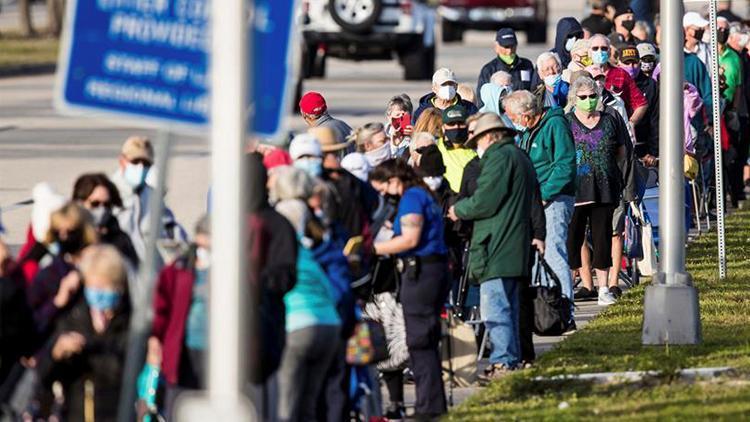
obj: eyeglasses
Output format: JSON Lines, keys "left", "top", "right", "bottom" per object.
{"left": 88, "top": 200, "right": 112, "bottom": 208}
{"left": 130, "top": 158, "right": 152, "bottom": 166}
{"left": 577, "top": 94, "right": 598, "bottom": 100}
{"left": 590, "top": 46, "right": 608, "bottom": 51}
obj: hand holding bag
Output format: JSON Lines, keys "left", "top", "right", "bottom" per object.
{"left": 530, "top": 253, "right": 574, "bottom": 336}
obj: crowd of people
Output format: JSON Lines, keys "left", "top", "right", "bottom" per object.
{"left": 2, "top": 1, "right": 750, "bottom": 421}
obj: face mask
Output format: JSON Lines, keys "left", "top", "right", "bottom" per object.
{"left": 498, "top": 53, "right": 516, "bottom": 65}
{"left": 294, "top": 157, "right": 323, "bottom": 178}
{"left": 123, "top": 163, "right": 148, "bottom": 189}
{"left": 196, "top": 246, "right": 211, "bottom": 270}
{"left": 477, "top": 146, "right": 487, "bottom": 159}
{"left": 422, "top": 176, "right": 443, "bottom": 192}
{"left": 544, "top": 74, "right": 561, "bottom": 88}
{"left": 437, "top": 85, "right": 457, "bottom": 101}
{"left": 84, "top": 287, "right": 122, "bottom": 312}
{"left": 717, "top": 29, "right": 729, "bottom": 45}
{"left": 620, "top": 64, "right": 640, "bottom": 79}
{"left": 581, "top": 55, "right": 594, "bottom": 67}
{"left": 512, "top": 120, "right": 527, "bottom": 133}
{"left": 640, "top": 61, "right": 655, "bottom": 73}
{"left": 591, "top": 50, "right": 610, "bottom": 65}
{"left": 499, "top": 85, "right": 513, "bottom": 95}
{"left": 364, "top": 142, "right": 392, "bottom": 167}
{"left": 565, "top": 37, "right": 577, "bottom": 52}
{"left": 444, "top": 127, "right": 468, "bottom": 145}
{"left": 738, "top": 34, "right": 750, "bottom": 48}
{"left": 693, "top": 28, "right": 705, "bottom": 42}
{"left": 622, "top": 20, "right": 635, "bottom": 32}
{"left": 58, "top": 230, "right": 84, "bottom": 255}
{"left": 89, "top": 206, "right": 111, "bottom": 228}
{"left": 576, "top": 97, "right": 599, "bottom": 112}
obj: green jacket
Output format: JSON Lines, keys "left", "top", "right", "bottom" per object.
{"left": 518, "top": 107, "right": 576, "bottom": 201}
{"left": 454, "top": 139, "right": 536, "bottom": 282}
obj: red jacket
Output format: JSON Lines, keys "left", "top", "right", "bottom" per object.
{"left": 151, "top": 256, "right": 195, "bottom": 385}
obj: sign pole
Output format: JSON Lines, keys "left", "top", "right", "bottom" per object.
{"left": 117, "top": 131, "right": 172, "bottom": 422}
{"left": 708, "top": 0, "right": 728, "bottom": 279}
{"left": 642, "top": 0, "right": 701, "bottom": 345}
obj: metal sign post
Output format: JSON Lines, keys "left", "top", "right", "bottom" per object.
{"left": 642, "top": 0, "right": 702, "bottom": 345}
{"left": 708, "top": 0, "right": 728, "bottom": 279}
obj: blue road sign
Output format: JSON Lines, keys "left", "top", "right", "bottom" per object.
{"left": 56, "top": 0, "right": 210, "bottom": 128}
{"left": 250, "top": 0, "right": 298, "bottom": 138}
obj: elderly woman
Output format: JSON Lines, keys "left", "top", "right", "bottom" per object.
{"left": 407, "top": 131, "right": 437, "bottom": 167}
{"left": 351, "top": 122, "right": 393, "bottom": 167}
{"left": 535, "top": 52, "right": 569, "bottom": 108}
{"left": 39, "top": 245, "right": 130, "bottom": 421}
{"left": 564, "top": 76, "right": 627, "bottom": 307}
{"left": 384, "top": 94, "right": 414, "bottom": 158}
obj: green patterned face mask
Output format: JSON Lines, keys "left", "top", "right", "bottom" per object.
{"left": 498, "top": 53, "right": 516, "bottom": 65}
{"left": 576, "top": 97, "right": 598, "bottom": 112}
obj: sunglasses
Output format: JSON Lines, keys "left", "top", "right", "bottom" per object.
{"left": 130, "top": 158, "right": 152, "bottom": 166}
{"left": 590, "top": 46, "right": 608, "bottom": 51}
{"left": 89, "top": 200, "right": 112, "bottom": 208}
{"left": 577, "top": 94, "right": 598, "bottom": 100}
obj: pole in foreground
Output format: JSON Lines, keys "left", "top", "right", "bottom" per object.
{"left": 642, "top": 0, "right": 701, "bottom": 345}
{"left": 178, "top": 0, "right": 254, "bottom": 419}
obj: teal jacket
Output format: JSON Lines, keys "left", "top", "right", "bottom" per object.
{"left": 284, "top": 244, "right": 341, "bottom": 333}
{"left": 454, "top": 139, "right": 536, "bottom": 281}
{"left": 518, "top": 107, "right": 576, "bottom": 201}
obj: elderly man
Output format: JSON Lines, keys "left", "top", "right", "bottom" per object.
{"left": 476, "top": 28, "right": 535, "bottom": 108}
{"left": 447, "top": 113, "right": 537, "bottom": 378}
{"left": 534, "top": 52, "right": 568, "bottom": 108}
{"left": 413, "top": 67, "right": 478, "bottom": 124}
{"left": 503, "top": 90, "right": 576, "bottom": 322}
{"left": 299, "top": 91, "right": 353, "bottom": 145}
{"left": 588, "top": 34, "right": 648, "bottom": 125}
{"left": 683, "top": 11, "right": 711, "bottom": 67}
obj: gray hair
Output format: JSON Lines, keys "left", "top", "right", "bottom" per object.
{"left": 589, "top": 33, "right": 610, "bottom": 48}
{"left": 536, "top": 52, "right": 562, "bottom": 71}
{"left": 270, "top": 165, "right": 315, "bottom": 202}
{"left": 409, "top": 131, "right": 436, "bottom": 153}
{"left": 566, "top": 76, "right": 603, "bottom": 113}
{"left": 490, "top": 71, "right": 512, "bottom": 86}
{"left": 634, "top": 20, "right": 653, "bottom": 40}
{"left": 385, "top": 94, "right": 413, "bottom": 116}
{"left": 502, "top": 90, "right": 540, "bottom": 117}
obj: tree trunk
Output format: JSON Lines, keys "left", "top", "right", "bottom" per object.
{"left": 46, "top": 0, "right": 65, "bottom": 37}
{"left": 19, "top": 0, "right": 35, "bottom": 37}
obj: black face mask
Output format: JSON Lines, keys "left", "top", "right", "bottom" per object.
{"left": 717, "top": 29, "right": 729, "bottom": 45}
{"left": 622, "top": 20, "right": 635, "bottom": 32}
{"left": 444, "top": 127, "right": 468, "bottom": 146}
{"left": 693, "top": 28, "right": 705, "bottom": 41}
{"left": 384, "top": 194, "right": 400, "bottom": 206}
{"left": 58, "top": 230, "right": 85, "bottom": 255}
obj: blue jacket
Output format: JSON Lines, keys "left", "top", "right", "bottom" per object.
{"left": 412, "top": 92, "right": 478, "bottom": 125}
{"left": 284, "top": 244, "right": 341, "bottom": 333}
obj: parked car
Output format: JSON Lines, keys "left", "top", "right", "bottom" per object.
{"left": 299, "top": 0, "right": 436, "bottom": 81}
{"left": 438, "top": 0, "right": 548, "bottom": 44}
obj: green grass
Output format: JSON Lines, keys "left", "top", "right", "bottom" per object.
{"left": 0, "top": 33, "right": 59, "bottom": 72}
{"left": 449, "top": 209, "right": 750, "bottom": 421}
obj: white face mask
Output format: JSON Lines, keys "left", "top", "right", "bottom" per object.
{"left": 422, "top": 176, "right": 443, "bottom": 192}
{"left": 437, "top": 85, "right": 457, "bottom": 101}
{"left": 196, "top": 247, "right": 211, "bottom": 270}
{"left": 477, "top": 147, "right": 487, "bottom": 159}
{"left": 123, "top": 163, "right": 148, "bottom": 189}
{"left": 565, "top": 37, "right": 577, "bottom": 52}
{"left": 365, "top": 142, "right": 392, "bottom": 167}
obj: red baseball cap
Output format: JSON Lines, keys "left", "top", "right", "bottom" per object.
{"left": 299, "top": 91, "right": 327, "bottom": 115}
{"left": 263, "top": 148, "right": 293, "bottom": 170}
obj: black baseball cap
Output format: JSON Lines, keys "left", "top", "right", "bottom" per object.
{"left": 442, "top": 105, "right": 468, "bottom": 124}
{"left": 495, "top": 28, "right": 518, "bottom": 47}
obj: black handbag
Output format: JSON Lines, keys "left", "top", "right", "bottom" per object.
{"left": 530, "top": 253, "right": 574, "bottom": 336}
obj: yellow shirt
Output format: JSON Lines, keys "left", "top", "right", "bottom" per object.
{"left": 436, "top": 137, "right": 477, "bottom": 193}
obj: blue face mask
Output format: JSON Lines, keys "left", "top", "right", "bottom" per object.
{"left": 124, "top": 163, "right": 149, "bottom": 189}
{"left": 544, "top": 74, "right": 562, "bottom": 88}
{"left": 294, "top": 157, "right": 323, "bottom": 178}
{"left": 591, "top": 50, "right": 610, "bottom": 65}
{"left": 513, "top": 121, "right": 528, "bottom": 133}
{"left": 84, "top": 287, "right": 122, "bottom": 311}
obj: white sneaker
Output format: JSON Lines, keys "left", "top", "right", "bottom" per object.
{"left": 597, "top": 288, "right": 617, "bottom": 306}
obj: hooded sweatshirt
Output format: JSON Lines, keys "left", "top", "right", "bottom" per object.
{"left": 518, "top": 107, "right": 577, "bottom": 201}
{"left": 553, "top": 17, "right": 584, "bottom": 68}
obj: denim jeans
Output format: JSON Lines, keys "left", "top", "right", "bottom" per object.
{"left": 480, "top": 278, "right": 520, "bottom": 367}
{"left": 533, "top": 195, "right": 575, "bottom": 317}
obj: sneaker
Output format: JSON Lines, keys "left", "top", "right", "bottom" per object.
{"left": 385, "top": 403, "right": 405, "bottom": 421}
{"left": 574, "top": 287, "right": 598, "bottom": 301}
{"left": 609, "top": 286, "right": 623, "bottom": 299}
{"left": 478, "top": 363, "right": 515, "bottom": 385}
{"left": 563, "top": 321, "right": 578, "bottom": 335}
{"left": 598, "top": 288, "right": 617, "bottom": 306}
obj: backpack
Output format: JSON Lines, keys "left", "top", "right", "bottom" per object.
{"left": 528, "top": 253, "right": 574, "bottom": 336}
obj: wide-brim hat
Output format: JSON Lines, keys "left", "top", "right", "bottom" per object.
{"left": 308, "top": 127, "right": 352, "bottom": 153}
{"left": 466, "top": 113, "right": 517, "bottom": 149}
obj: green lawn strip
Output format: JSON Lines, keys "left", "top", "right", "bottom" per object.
{"left": 0, "top": 33, "right": 59, "bottom": 71}
{"left": 450, "top": 209, "right": 750, "bottom": 420}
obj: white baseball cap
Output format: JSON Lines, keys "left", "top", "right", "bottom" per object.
{"left": 636, "top": 42, "right": 657, "bottom": 59}
{"left": 288, "top": 133, "right": 322, "bottom": 160}
{"left": 432, "top": 67, "right": 457, "bottom": 86}
{"left": 683, "top": 12, "right": 709, "bottom": 28}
